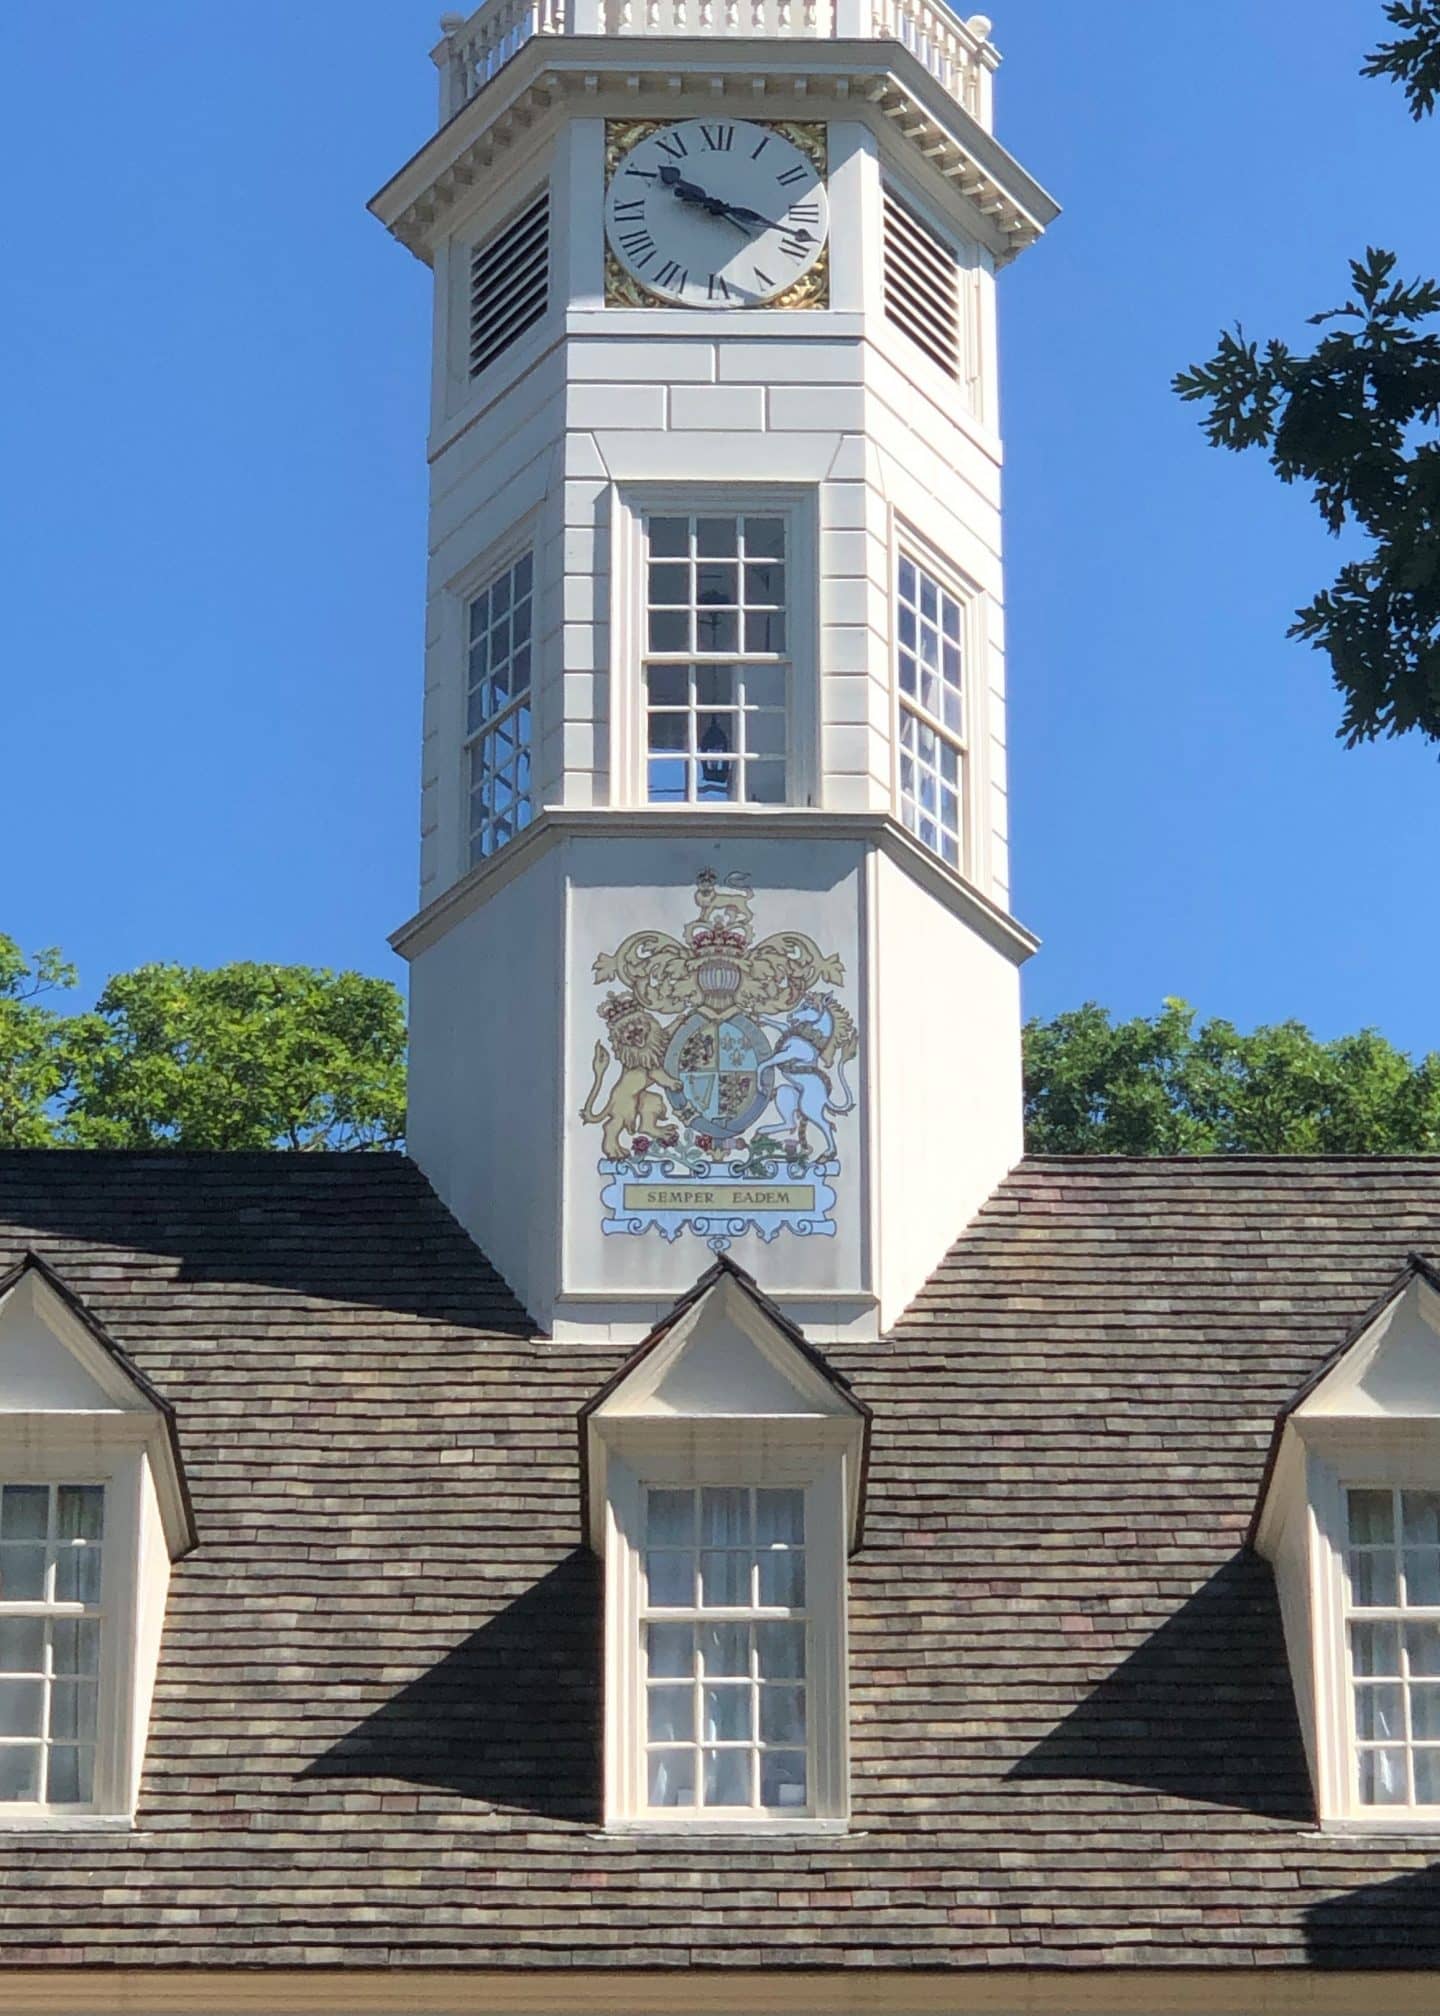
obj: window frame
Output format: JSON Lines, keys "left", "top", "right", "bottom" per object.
{"left": 603, "top": 1448, "right": 849, "bottom": 1833}
{"left": 613, "top": 487, "right": 819, "bottom": 813}
{"left": 1309, "top": 1436, "right": 1440, "bottom": 1831}
{"left": 461, "top": 543, "right": 537, "bottom": 870}
{"left": 889, "top": 521, "right": 987, "bottom": 886}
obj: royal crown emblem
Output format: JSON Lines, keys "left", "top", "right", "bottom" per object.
{"left": 580, "top": 871, "right": 859, "bottom": 1248}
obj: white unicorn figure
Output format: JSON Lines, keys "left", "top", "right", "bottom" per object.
{"left": 755, "top": 991, "right": 858, "bottom": 1162}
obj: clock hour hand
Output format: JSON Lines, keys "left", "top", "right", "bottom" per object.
{"left": 657, "top": 164, "right": 729, "bottom": 215}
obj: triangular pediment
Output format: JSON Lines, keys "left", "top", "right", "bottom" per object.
{"left": 1295, "top": 1263, "right": 1440, "bottom": 1421}
{"left": 0, "top": 1254, "right": 164, "bottom": 1415}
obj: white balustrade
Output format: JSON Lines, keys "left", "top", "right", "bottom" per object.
{"left": 435, "top": 0, "right": 995, "bottom": 126}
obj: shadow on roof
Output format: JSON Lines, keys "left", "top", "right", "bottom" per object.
{"left": 1306, "top": 1861, "right": 1440, "bottom": 1966}
{"left": 0, "top": 1151, "right": 535, "bottom": 1333}
{"left": 1005, "top": 1550, "right": 1312, "bottom": 1824}
{"left": 298, "top": 1549, "right": 601, "bottom": 1824}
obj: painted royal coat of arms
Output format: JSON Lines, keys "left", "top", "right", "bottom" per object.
{"left": 580, "top": 870, "right": 859, "bottom": 1247}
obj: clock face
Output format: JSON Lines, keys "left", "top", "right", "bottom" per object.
{"left": 605, "top": 119, "right": 829, "bottom": 308}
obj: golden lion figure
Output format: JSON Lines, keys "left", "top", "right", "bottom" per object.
{"left": 579, "top": 999, "right": 679, "bottom": 1161}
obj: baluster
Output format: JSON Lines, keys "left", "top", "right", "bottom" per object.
{"left": 673, "top": 0, "right": 686, "bottom": 31}
{"left": 647, "top": 0, "right": 660, "bottom": 29}
{"left": 803, "top": 0, "right": 817, "bottom": 31}
{"left": 725, "top": 0, "right": 739, "bottom": 31}
{"left": 777, "top": 0, "right": 790, "bottom": 29}
{"left": 699, "top": 0, "right": 712, "bottom": 27}
{"left": 751, "top": 0, "right": 764, "bottom": 30}
{"left": 617, "top": 0, "right": 634, "bottom": 29}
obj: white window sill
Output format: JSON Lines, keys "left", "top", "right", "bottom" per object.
{"left": 602, "top": 1817, "right": 849, "bottom": 1838}
{"left": 0, "top": 1812, "right": 132, "bottom": 1832}
{"left": 1319, "top": 1814, "right": 1440, "bottom": 1836}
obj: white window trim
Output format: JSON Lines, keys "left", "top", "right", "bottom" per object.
{"left": 888, "top": 516, "right": 989, "bottom": 889}
{"left": 611, "top": 486, "right": 820, "bottom": 813}
{"left": 1306, "top": 1431, "right": 1440, "bottom": 1832}
{"left": 602, "top": 1444, "right": 850, "bottom": 1834}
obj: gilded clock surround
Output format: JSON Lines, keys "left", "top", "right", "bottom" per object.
{"left": 603, "top": 119, "right": 830, "bottom": 311}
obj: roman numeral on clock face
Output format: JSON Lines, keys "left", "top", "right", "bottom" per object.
{"left": 780, "top": 234, "right": 811, "bottom": 262}
{"left": 752, "top": 267, "right": 775, "bottom": 292}
{"left": 708, "top": 273, "right": 737, "bottom": 302}
{"left": 655, "top": 133, "right": 689, "bottom": 159}
{"left": 700, "top": 124, "right": 734, "bottom": 151}
{"left": 788, "top": 201, "right": 821, "bottom": 226}
{"left": 618, "top": 229, "right": 656, "bottom": 267}
{"left": 776, "top": 164, "right": 808, "bottom": 187}
{"left": 611, "top": 199, "right": 646, "bottom": 221}
{"left": 654, "top": 261, "right": 687, "bottom": 291}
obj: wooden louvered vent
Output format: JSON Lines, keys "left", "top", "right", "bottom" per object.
{"left": 882, "top": 191, "right": 961, "bottom": 381}
{"left": 469, "top": 192, "right": 549, "bottom": 380}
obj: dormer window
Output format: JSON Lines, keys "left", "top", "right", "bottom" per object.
{"left": 0, "top": 1253, "right": 194, "bottom": 1826}
{"left": 1255, "top": 1253, "right": 1440, "bottom": 1830}
{"left": 582, "top": 1256, "right": 868, "bottom": 1831}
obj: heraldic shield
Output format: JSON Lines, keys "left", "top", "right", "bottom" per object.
{"left": 664, "top": 1011, "right": 771, "bottom": 1142}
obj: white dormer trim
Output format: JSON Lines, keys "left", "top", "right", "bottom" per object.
{"left": 0, "top": 1255, "right": 195, "bottom": 1827}
{"left": 583, "top": 1258, "right": 868, "bottom": 1831}
{"left": 1255, "top": 1257, "right": 1440, "bottom": 1830}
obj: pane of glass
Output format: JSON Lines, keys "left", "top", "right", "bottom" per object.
{"left": 755, "top": 1489, "right": 804, "bottom": 1546}
{"left": 744, "top": 762, "right": 787, "bottom": 806}
{"left": 701, "top": 1489, "right": 751, "bottom": 1547}
{"left": 1349, "top": 1489, "right": 1396, "bottom": 1546}
{"left": 696, "top": 562, "right": 738, "bottom": 607}
{"left": 648, "top": 712, "right": 688, "bottom": 752}
{"left": 703, "top": 1683, "right": 752, "bottom": 1742}
{"left": 760, "top": 1684, "right": 806, "bottom": 1745}
{"left": 1350, "top": 1550, "right": 1399, "bottom": 1607}
{"left": 703, "top": 1747, "right": 750, "bottom": 1807}
{"left": 51, "top": 1680, "right": 97, "bottom": 1743}
{"left": 1352, "top": 1620, "right": 1402, "bottom": 1675}
{"left": 649, "top": 610, "right": 689, "bottom": 652}
{"left": 1359, "top": 1747, "right": 1408, "bottom": 1805}
{"left": 1415, "top": 1748, "right": 1440, "bottom": 1805}
{"left": 647, "top": 1685, "right": 694, "bottom": 1744}
{"left": 646, "top": 1623, "right": 694, "bottom": 1679}
{"left": 647, "top": 1490, "right": 695, "bottom": 1546}
{"left": 743, "top": 666, "right": 785, "bottom": 708}
{"left": 647, "top": 665, "right": 688, "bottom": 706}
{"left": 696, "top": 759, "right": 736, "bottom": 804}
{"left": 696, "top": 517, "right": 738, "bottom": 558}
{"left": 745, "top": 712, "right": 786, "bottom": 759}
{"left": 744, "top": 610, "right": 786, "bottom": 653}
{"left": 744, "top": 562, "right": 785, "bottom": 606}
{"left": 701, "top": 1623, "right": 750, "bottom": 1678}
{"left": 700, "top": 1551, "right": 749, "bottom": 1608}
{"left": 1406, "top": 1551, "right": 1440, "bottom": 1608}
{"left": 648, "top": 562, "right": 690, "bottom": 605}
{"left": 744, "top": 517, "right": 785, "bottom": 559}
{"left": 1405, "top": 1493, "right": 1440, "bottom": 1547}
{"left": 648, "top": 516, "right": 689, "bottom": 558}
{"left": 941, "top": 596, "right": 961, "bottom": 641}
{"left": 54, "top": 1546, "right": 101, "bottom": 1607}
{"left": 514, "top": 551, "right": 534, "bottom": 597}
{"left": 1408, "top": 1622, "right": 1440, "bottom": 1676}
{"left": 898, "top": 607, "right": 917, "bottom": 650}
{"left": 646, "top": 1551, "right": 693, "bottom": 1608}
{"left": 0, "top": 1746, "right": 39, "bottom": 1802}
{"left": 757, "top": 1620, "right": 806, "bottom": 1680}
{"left": 492, "top": 571, "right": 512, "bottom": 615}
{"left": 758, "top": 1550, "right": 805, "bottom": 1609}
{"left": 0, "top": 1680, "right": 43, "bottom": 1738}
{"left": 648, "top": 756, "right": 689, "bottom": 803}
{"left": 1412, "top": 1684, "right": 1440, "bottom": 1741}
{"left": 0, "top": 1488, "right": 48, "bottom": 1542}
{"left": 898, "top": 650, "right": 917, "bottom": 696}
{"left": 468, "top": 589, "right": 490, "bottom": 639}
{"left": 696, "top": 665, "right": 735, "bottom": 706}
{"left": 942, "top": 687, "right": 964, "bottom": 735}
{"left": 759, "top": 1750, "right": 808, "bottom": 1810}
{"left": 919, "top": 576, "right": 938, "bottom": 622}
{"left": 647, "top": 1748, "right": 695, "bottom": 1809}
{"left": 695, "top": 609, "right": 738, "bottom": 653}
{"left": 0, "top": 1546, "right": 46, "bottom": 1603}
{"left": 1354, "top": 1682, "right": 1404, "bottom": 1741}
{"left": 898, "top": 555, "right": 917, "bottom": 601}
{"left": 0, "top": 1618, "right": 44, "bottom": 1673}
{"left": 511, "top": 640, "right": 532, "bottom": 688}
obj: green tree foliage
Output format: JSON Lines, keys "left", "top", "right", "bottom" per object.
{"left": 1174, "top": 4, "right": 1440, "bottom": 747}
{"left": 0, "top": 940, "right": 406, "bottom": 1151}
{"left": 1023, "top": 999, "right": 1440, "bottom": 1155}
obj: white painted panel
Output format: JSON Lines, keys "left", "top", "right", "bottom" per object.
{"left": 669, "top": 384, "right": 766, "bottom": 432}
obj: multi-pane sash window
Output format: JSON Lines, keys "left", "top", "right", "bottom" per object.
{"left": 466, "top": 550, "right": 534, "bottom": 865}
{"left": 897, "top": 553, "right": 967, "bottom": 871}
{"left": 643, "top": 1485, "right": 809, "bottom": 1815}
{"left": 1346, "top": 1486, "right": 1440, "bottom": 1807}
{"left": 0, "top": 1484, "right": 103, "bottom": 1806}
{"left": 645, "top": 514, "right": 789, "bottom": 806}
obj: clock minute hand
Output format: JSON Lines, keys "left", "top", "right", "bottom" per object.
{"left": 721, "top": 201, "right": 811, "bottom": 237}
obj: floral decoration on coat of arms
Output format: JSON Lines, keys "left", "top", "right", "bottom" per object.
{"left": 580, "top": 870, "right": 859, "bottom": 1247}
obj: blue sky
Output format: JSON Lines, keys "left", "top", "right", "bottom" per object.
{"left": 1, "top": 2, "right": 1435, "bottom": 1049}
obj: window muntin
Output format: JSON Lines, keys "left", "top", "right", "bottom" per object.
{"left": 0, "top": 1483, "right": 103, "bottom": 1808}
{"left": 465, "top": 550, "right": 534, "bottom": 866}
{"left": 644, "top": 513, "right": 789, "bottom": 807}
{"left": 642, "top": 1485, "right": 810, "bottom": 1815}
{"left": 1346, "top": 1485, "right": 1440, "bottom": 1808}
{"left": 897, "top": 552, "right": 966, "bottom": 870}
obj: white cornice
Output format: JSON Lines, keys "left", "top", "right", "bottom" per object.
{"left": 369, "top": 37, "right": 1057, "bottom": 266}
{"left": 389, "top": 806, "right": 1039, "bottom": 965}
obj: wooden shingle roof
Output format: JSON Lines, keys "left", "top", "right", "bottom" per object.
{"left": 0, "top": 1148, "right": 1438, "bottom": 1972}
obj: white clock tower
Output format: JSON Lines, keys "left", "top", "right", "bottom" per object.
{"left": 374, "top": 0, "right": 1056, "bottom": 1343}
